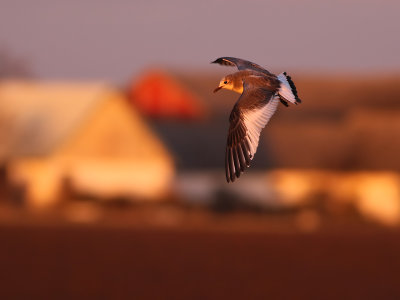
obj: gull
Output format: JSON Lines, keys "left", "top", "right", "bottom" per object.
{"left": 212, "top": 57, "right": 302, "bottom": 183}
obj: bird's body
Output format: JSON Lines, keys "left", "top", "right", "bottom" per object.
{"left": 212, "top": 57, "right": 302, "bottom": 182}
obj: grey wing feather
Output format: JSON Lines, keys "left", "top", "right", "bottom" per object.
{"left": 225, "top": 105, "right": 251, "bottom": 182}
{"left": 212, "top": 57, "right": 273, "bottom": 76}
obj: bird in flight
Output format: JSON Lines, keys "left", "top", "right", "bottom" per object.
{"left": 212, "top": 57, "right": 301, "bottom": 183}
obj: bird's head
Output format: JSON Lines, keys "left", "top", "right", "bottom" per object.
{"left": 214, "top": 76, "right": 234, "bottom": 93}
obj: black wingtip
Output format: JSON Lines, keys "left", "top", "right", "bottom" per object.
{"left": 285, "top": 73, "right": 300, "bottom": 103}
{"left": 211, "top": 57, "right": 236, "bottom": 67}
{"left": 279, "top": 98, "right": 289, "bottom": 107}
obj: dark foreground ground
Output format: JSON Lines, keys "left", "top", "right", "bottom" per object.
{"left": 1, "top": 216, "right": 400, "bottom": 300}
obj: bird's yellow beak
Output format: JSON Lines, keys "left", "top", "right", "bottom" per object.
{"left": 213, "top": 86, "right": 222, "bottom": 93}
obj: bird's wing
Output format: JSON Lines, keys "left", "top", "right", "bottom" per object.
{"left": 225, "top": 86, "right": 279, "bottom": 182}
{"left": 212, "top": 57, "right": 273, "bottom": 75}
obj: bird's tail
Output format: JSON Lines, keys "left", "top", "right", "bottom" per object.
{"left": 277, "top": 72, "right": 301, "bottom": 105}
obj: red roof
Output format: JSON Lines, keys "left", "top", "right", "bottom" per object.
{"left": 129, "top": 70, "right": 205, "bottom": 119}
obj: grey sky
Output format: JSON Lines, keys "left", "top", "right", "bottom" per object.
{"left": 1, "top": 0, "right": 399, "bottom": 83}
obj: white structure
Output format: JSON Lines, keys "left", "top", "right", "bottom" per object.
{"left": 0, "top": 81, "right": 174, "bottom": 207}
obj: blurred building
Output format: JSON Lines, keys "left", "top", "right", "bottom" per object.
{"left": 129, "top": 69, "right": 205, "bottom": 120}
{"left": 264, "top": 75, "right": 400, "bottom": 170}
{"left": 0, "top": 81, "right": 175, "bottom": 207}
{"left": 130, "top": 70, "right": 400, "bottom": 171}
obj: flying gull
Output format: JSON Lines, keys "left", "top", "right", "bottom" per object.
{"left": 212, "top": 57, "right": 302, "bottom": 183}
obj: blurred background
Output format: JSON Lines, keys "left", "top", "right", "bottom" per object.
{"left": 1, "top": 0, "right": 400, "bottom": 299}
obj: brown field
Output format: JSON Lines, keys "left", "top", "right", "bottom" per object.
{"left": 1, "top": 204, "right": 400, "bottom": 300}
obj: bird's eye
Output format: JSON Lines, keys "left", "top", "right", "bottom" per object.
{"left": 223, "top": 81, "right": 228, "bottom": 84}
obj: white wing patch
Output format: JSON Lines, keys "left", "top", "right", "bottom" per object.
{"left": 242, "top": 97, "right": 280, "bottom": 159}
{"left": 277, "top": 73, "right": 297, "bottom": 104}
